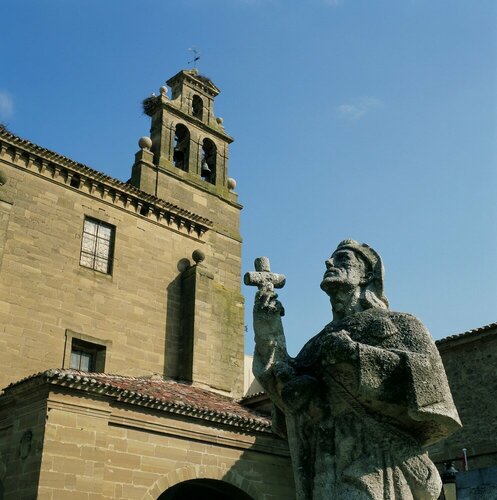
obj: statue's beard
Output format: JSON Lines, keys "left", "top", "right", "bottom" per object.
{"left": 320, "top": 275, "right": 355, "bottom": 296}
{"left": 320, "top": 277, "right": 336, "bottom": 295}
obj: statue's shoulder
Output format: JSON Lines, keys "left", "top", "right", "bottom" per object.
{"left": 351, "top": 309, "right": 429, "bottom": 340}
{"left": 365, "top": 309, "right": 439, "bottom": 355}
{"left": 384, "top": 310, "right": 429, "bottom": 334}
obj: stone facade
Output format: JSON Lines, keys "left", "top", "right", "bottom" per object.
{"left": 0, "top": 371, "right": 293, "bottom": 500}
{"left": 0, "top": 71, "right": 294, "bottom": 499}
{"left": 0, "top": 72, "right": 244, "bottom": 397}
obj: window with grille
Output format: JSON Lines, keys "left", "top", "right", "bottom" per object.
{"left": 79, "top": 217, "right": 115, "bottom": 274}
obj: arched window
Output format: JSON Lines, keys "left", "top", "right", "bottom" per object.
{"left": 201, "top": 138, "right": 216, "bottom": 184}
{"left": 173, "top": 124, "right": 190, "bottom": 171}
{"left": 159, "top": 479, "right": 253, "bottom": 500}
{"left": 192, "top": 95, "right": 203, "bottom": 120}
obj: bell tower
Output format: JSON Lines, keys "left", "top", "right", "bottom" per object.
{"left": 129, "top": 70, "right": 244, "bottom": 397}
{"left": 131, "top": 69, "right": 236, "bottom": 201}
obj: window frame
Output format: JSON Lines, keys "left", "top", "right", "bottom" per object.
{"left": 79, "top": 217, "right": 115, "bottom": 274}
{"left": 64, "top": 330, "right": 111, "bottom": 373}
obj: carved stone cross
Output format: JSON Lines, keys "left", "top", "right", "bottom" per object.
{"left": 244, "top": 257, "right": 286, "bottom": 292}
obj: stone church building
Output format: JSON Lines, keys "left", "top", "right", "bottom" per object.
{"left": 0, "top": 69, "right": 495, "bottom": 499}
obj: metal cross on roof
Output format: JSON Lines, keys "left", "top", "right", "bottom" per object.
{"left": 188, "top": 48, "right": 201, "bottom": 69}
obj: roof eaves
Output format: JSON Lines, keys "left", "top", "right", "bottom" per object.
{"left": 0, "top": 128, "right": 213, "bottom": 228}
{"left": 436, "top": 321, "right": 497, "bottom": 346}
{"left": 1, "top": 369, "right": 271, "bottom": 433}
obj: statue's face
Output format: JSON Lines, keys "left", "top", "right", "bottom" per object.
{"left": 320, "top": 249, "right": 367, "bottom": 294}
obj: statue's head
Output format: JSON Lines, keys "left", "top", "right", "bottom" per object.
{"left": 320, "top": 239, "right": 389, "bottom": 310}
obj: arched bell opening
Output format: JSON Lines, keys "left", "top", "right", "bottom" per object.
{"left": 192, "top": 95, "right": 204, "bottom": 120}
{"left": 158, "top": 478, "right": 254, "bottom": 500}
{"left": 201, "top": 138, "right": 216, "bottom": 185}
{"left": 173, "top": 124, "right": 190, "bottom": 171}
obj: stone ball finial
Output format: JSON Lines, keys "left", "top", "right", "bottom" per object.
{"left": 177, "top": 258, "right": 191, "bottom": 272}
{"left": 138, "top": 136, "right": 153, "bottom": 150}
{"left": 192, "top": 249, "right": 205, "bottom": 264}
{"left": 160, "top": 86, "right": 168, "bottom": 96}
{"left": 227, "top": 178, "right": 237, "bottom": 191}
{"left": 216, "top": 117, "right": 224, "bottom": 125}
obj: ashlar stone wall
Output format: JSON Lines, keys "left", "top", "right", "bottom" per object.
{"left": 0, "top": 387, "right": 294, "bottom": 500}
{"left": 429, "top": 327, "right": 497, "bottom": 470}
{"left": 0, "top": 133, "right": 244, "bottom": 396}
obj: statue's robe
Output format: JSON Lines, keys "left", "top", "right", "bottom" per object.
{"left": 253, "top": 308, "right": 461, "bottom": 500}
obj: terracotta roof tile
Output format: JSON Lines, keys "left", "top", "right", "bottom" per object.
{"left": 2, "top": 369, "right": 271, "bottom": 432}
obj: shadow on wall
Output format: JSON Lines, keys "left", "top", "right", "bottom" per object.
{"left": 455, "top": 466, "right": 497, "bottom": 500}
{"left": 148, "top": 433, "right": 294, "bottom": 500}
{"left": 219, "top": 433, "right": 294, "bottom": 500}
{"left": 163, "top": 262, "right": 198, "bottom": 382}
{"left": 0, "top": 413, "right": 45, "bottom": 499}
{"left": 163, "top": 274, "right": 183, "bottom": 380}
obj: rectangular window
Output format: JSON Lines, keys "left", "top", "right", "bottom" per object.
{"left": 69, "top": 338, "right": 106, "bottom": 372}
{"left": 64, "top": 330, "right": 110, "bottom": 373}
{"left": 80, "top": 217, "right": 115, "bottom": 274}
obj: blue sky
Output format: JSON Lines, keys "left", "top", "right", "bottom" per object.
{"left": 2, "top": 0, "right": 496, "bottom": 355}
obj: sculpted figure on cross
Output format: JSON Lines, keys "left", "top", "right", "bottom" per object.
{"left": 246, "top": 240, "right": 461, "bottom": 500}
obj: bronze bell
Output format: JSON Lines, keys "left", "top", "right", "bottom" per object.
{"left": 201, "top": 160, "right": 211, "bottom": 174}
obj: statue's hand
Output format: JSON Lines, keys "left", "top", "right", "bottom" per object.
{"left": 322, "top": 329, "right": 358, "bottom": 363}
{"left": 254, "top": 287, "right": 285, "bottom": 317}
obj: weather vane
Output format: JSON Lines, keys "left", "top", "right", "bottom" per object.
{"left": 188, "top": 48, "right": 201, "bottom": 70}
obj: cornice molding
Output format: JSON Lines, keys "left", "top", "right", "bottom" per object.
{"left": 0, "top": 129, "right": 213, "bottom": 240}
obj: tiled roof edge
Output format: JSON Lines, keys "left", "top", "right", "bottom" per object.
{"left": 0, "top": 128, "right": 213, "bottom": 227}
{"left": 238, "top": 390, "right": 266, "bottom": 403}
{"left": 1, "top": 369, "right": 271, "bottom": 433}
{"left": 436, "top": 321, "right": 497, "bottom": 346}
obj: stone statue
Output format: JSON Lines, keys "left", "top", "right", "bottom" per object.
{"left": 246, "top": 240, "right": 461, "bottom": 500}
